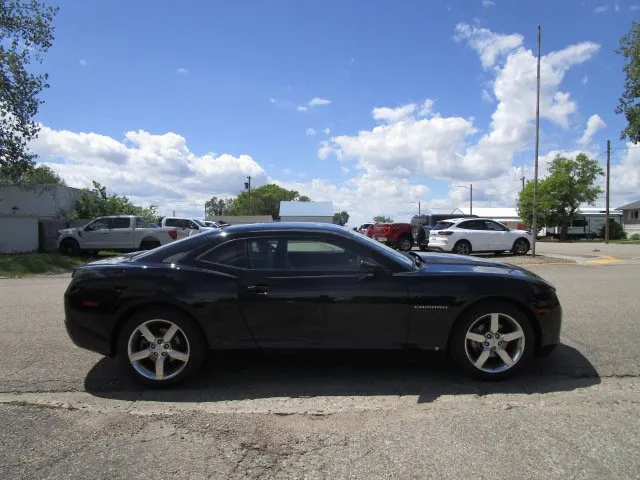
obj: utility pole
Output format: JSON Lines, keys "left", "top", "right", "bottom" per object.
{"left": 469, "top": 184, "right": 473, "bottom": 216}
{"left": 244, "top": 176, "right": 252, "bottom": 215}
{"left": 605, "top": 140, "right": 611, "bottom": 244}
{"left": 532, "top": 25, "right": 541, "bottom": 257}
{"left": 418, "top": 201, "right": 421, "bottom": 216}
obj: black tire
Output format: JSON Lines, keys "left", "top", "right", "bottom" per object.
{"left": 140, "top": 240, "right": 161, "bottom": 250}
{"left": 452, "top": 240, "right": 472, "bottom": 255}
{"left": 449, "top": 302, "right": 535, "bottom": 380}
{"left": 59, "top": 238, "right": 80, "bottom": 256}
{"left": 117, "top": 308, "right": 206, "bottom": 388}
{"left": 398, "top": 235, "right": 413, "bottom": 252}
{"left": 419, "top": 245, "right": 428, "bottom": 252}
{"left": 512, "top": 238, "right": 530, "bottom": 256}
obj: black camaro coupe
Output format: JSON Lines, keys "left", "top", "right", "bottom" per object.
{"left": 64, "top": 222, "right": 561, "bottom": 387}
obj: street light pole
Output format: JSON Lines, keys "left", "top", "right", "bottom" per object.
{"left": 469, "top": 184, "right": 473, "bottom": 216}
{"left": 532, "top": 24, "right": 542, "bottom": 257}
{"left": 244, "top": 176, "right": 252, "bottom": 215}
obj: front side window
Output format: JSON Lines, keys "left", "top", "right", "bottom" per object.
{"left": 85, "top": 218, "right": 109, "bottom": 231}
{"left": 485, "top": 221, "right": 507, "bottom": 231}
{"left": 248, "top": 237, "right": 361, "bottom": 272}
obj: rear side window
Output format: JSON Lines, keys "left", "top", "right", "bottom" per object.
{"left": 110, "top": 218, "right": 131, "bottom": 229}
{"left": 432, "top": 222, "right": 454, "bottom": 230}
{"left": 135, "top": 217, "right": 149, "bottom": 228}
{"left": 199, "top": 240, "right": 246, "bottom": 268}
{"left": 164, "top": 218, "right": 178, "bottom": 227}
{"left": 458, "top": 220, "right": 486, "bottom": 230}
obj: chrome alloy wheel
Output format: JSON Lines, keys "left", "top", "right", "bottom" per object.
{"left": 127, "top": 319, "right": 190, "bottom": 381}
{"left": 463, "top": 312, "right": 525, "bottom": 373}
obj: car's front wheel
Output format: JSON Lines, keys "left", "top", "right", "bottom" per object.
{"left": 449, "top": 302, "right": 534, "bottom": 380}
{"left": 117, "top": 309, "right": 205, "bottom": 387}
{"left": 512, "top": 238, "right": 530, "bottom": 256}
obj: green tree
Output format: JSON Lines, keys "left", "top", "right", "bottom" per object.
{"left": 1, "top": 0, "right": 58, "bottom": 181}
{"left": 373, "top": 215, "right": 393, "bottom": 223}
{"left": 68, "top": 181, "right": 157, "bottom": 220}
{"left": 616, "top": 21, "right": 640, "bottom": 143}
{"left": 298, "top": 195, "right": 311, "bottom": 202}
{"left": 205, "top": 196, "right": 227, "bottom": 216}
{"left": 517, "top": 153, "right": 604, "bottom": 241}
{"left": 332, "top": 211, "right": 350, "bottom": 226}
{"left": 0, "top": 164, "right": 65, "bottom": 185}
{"left": 600, "top": 219, "right": 627, "bottom": 240}
{"left": 233, "top": 183, "right": 310, "bottom": 218}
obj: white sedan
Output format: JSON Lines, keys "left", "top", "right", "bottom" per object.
{"left": 427, "top": 218, "right": 532, "bottom": 255}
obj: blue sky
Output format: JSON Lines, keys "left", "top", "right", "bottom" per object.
{"left": 33, "top": 0, "right": 640, "bottom": 225}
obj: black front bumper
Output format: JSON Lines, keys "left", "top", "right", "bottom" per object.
{"left": 64, "top": 302, "right": 115, "bottom": 356}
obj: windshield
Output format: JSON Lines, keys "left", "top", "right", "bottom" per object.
{"left": 192, "top": 219, "right": 207, "bottom": 227}
{"left": 345, "top": 229, "right": 414, "bottom": 270}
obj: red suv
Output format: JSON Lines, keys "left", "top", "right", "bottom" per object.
{"left": 370, "top": 223, "right": 413, "bottom": 251}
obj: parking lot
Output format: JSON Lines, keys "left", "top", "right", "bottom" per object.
{"left": 1, "top": 256, "right": 639, "bottom": 478}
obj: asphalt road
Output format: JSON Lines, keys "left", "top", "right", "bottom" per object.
{"left": 1, "top": 261, "right": 639, "bottom": 479}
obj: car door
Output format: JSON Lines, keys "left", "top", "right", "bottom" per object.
{"left": 81, "top": 218, "right": 110, "bottom": 249}
{"left": 108, "top": 217, "right": 135, "bottom": 249}
{"left": 456, "top": 219, "right": 489, "bottom": 251}
{"left": 484, "top": 220, "right": 510, "bottom": 251}
{"left": 237, "top": 234, "right": 409, "bottom": 349}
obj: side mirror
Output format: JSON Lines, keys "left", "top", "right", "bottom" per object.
{"left": 360, "top": 257, "right": 387, "bottom": 275}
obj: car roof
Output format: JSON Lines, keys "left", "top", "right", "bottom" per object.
{"left": 223, "top": 222, "right": 346, "bottom": 235}
{"left": 442, "top": 217, "right": 495, "bottom": 223}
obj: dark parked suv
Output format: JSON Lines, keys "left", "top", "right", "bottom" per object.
{"left": 411, "top": 214, "right": 477, "bottom": 251}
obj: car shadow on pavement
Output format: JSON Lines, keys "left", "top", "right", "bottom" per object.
{"left": 84, "top": 343, "right": 600, "bottom": 404}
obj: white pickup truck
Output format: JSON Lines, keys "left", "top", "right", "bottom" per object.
{"left": 160, "top": 217, "right": 220, "bottom": 239}
{"left": 57, "top": 215, "right": 178, "bottom": 255}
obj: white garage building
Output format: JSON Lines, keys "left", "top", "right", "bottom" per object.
{"left": 279, "top": 201, "right": 334, "bottom": 223}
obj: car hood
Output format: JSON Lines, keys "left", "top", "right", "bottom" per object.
{"left": 413, "top": 252, "right": 552, "bottom": 286}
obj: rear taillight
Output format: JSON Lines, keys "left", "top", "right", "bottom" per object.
{"left": 168, "top": 230, "right": 178, "bottom": 240}
{"left": 438, "top": 231, "right": 454, "bottom": 236}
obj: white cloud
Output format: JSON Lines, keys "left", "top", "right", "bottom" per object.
{"left": 593, "top": 5, "right": 608, "bottom": 13}
{"left": 372, "top": 104, "right": 418, "bottom": 123}
{"left": 30, "top": 126, "right": 267, "bottom": 217}
{"left": 321, "top": 25, "right": 599, "bottom": 182}
{"left": 323, "top": 127, "right": 331, "bottom": 135}
{"left": 454, "top": 23, "right": 524, "bottom": 69}
{"left": 631, "top": 5, "right": 640, "bottom": 11}
{"left": 582, "top": 75, "right": 588, "bottom": 85}
{"left": 578, "top": 114, "right": 606, "bottom": 145}
{"left": 78, "top": 59, "right": 87, "bottom": 66}
{"left": 309, "top": 97, "right": 331, "bottom": 107}
{"left": 482, "top": 0, "right": 496, "bottom": 7}
{"left": 614, "top": 1, "right": 620, "bottom": 12}
{"left": 283, "top": 168, "right": 293, "bottom": 175}
{"left": 611, "top": 145, "right": 640, "bottom": 201}
{"left": 176, "top": 68, "right": 189, "bottom": 74}
{"left": 481, "top": 88, "right": 493, "bottom": 102}
{"left": 297, "top": 105, "right": 308, "bottom": 112}
{"left": 306, "top": 128, "right": 317, "bottom": 136}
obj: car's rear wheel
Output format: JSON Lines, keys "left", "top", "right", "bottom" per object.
{"left": 452, "top": 240, "right": 471, "bottom": 255}
{"left": 449, "top": 302, "right": 534, "bottom": 380}
{"left": 512, "top": 238, "right": 530, "bottom": 256}
{"left": 59, "top": 239, "right": 80, "bottom": 256}
{"left": 140, "top": 239, "right": 161, "bottom": 250}
{"left": 398, "top": 235, "right": 413, "bottom": 251}
{"left": 117, "top": 309, "right": 205, "bottom": 387}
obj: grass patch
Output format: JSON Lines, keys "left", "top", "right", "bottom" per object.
{"left": 0, "top": 253, "right": 91, "bottom": 278}
{"left": 609, "top": 239, "right": 640, "bottom": 244}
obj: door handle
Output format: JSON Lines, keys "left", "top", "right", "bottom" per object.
{"left": 246, "top": 284, "right": 270, "bottom": 295}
